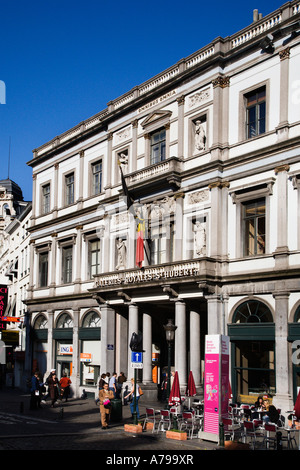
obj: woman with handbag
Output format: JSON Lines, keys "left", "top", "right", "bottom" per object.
{"left": 125, "top": 378, "right": 143, "bottom": 419}
{"left": 99, "top": 382, "right": 114, "bottom": 429}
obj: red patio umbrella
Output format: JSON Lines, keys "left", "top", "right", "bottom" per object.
{"left": 186, "top": 371, "right": 197, "bottom": 397}
{"left": 294, "top": 390, "right": 300, "bottom": 420}
{"left": 185, "top": 371, "right": 197, "bottom": 408}
{"left": 168, "top": 371, "right": 182, "bottom": 407}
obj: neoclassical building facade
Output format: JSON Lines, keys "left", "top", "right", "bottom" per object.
{"left": 26, "top": 2, "right": 300, "bottom": 414}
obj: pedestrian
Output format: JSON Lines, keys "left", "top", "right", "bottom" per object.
{"left": 161, "top": 373, "right": 168, "bottom": 403}
{"left": 125, "top": 378, "right": 143, "bottom": 419}
{"left": 99, "top": 382, "right": 114, "bottom": 429}
{"left": 109, "top": 372, "right": 117, "bottom": 397}
{"left": 105, "top": 372, "right": 110, "bottom": 384}
{"left": 48, "top": 373, "right": 60, "bottom": 407}
{"left": 98, "top": 373, "right": 107, "bottom": 390}
{"left": 59, "top": 373, "right": 72, "bottom": 402}
{"left": 116, "top": 371, "right": 127, "bottom": 399}
{"left": 30, "top": 370, "right": 41, "bottom": 410}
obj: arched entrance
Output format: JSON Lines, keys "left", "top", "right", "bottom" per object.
{"left": 289, "top": 305, "right": 300, "bottom": 402}
{"left": 228, "top": 299, "right": 275, "bottom": 402}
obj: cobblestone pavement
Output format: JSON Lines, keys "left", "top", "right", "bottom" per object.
{"left": 0, "top": 387, "right": 217, "bottom": 452}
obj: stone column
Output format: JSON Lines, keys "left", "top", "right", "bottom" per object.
{"left": 274, "top": 165, "right": 290, "bottom": 269}
{"left": 115, "top": 312, "right": 128, "bottom": 376}
{"left": 100, "top": 305, "right": 116, "bottom": 376}
{"left": 127, "top": 303, "right": 139, "bottom": 379}
{"left": 211, "top": 75, "right": 230, "bottom": 161}
{"left": 208, "top": 182, "right": 229, "bottom": 259}
{"left": 272, "top": 292, "right": 293, "bottom": 415}
{"left": 131, "top": 120, "right": 138, "bottom": 172}
{"left": 47, "top": 310, "right": 54, "bottom": 373}
{"left": 177, "top": 95, "right": 185, "bottom": 159}
{"left": 142, "top": 312, "right": 152, "bottom": 384}
{"left": 175, "top": 300, "right": 187, "bottom": 387}
{"left": 71, "top": 309, "right": 80, "bottom": 397}
{"left": 189, "top": 309, "right": 201, "bottom": 387}
{"left": 53, "top": 163, "right": 59, "bottom": 218}
{"left": 74, "top": 225, "right": 83, "bottom": 293}
{"left": 276, "top": 48, "right": 290, "bottom": 141}
{"left": 206, "top": 295, "right": 223, "bottom": 335}
{"left": 104, "top": 133, "right": 113, "bottom": 197}
{"left": 174, "top": 193, "right": 184, "bottom": 261}
{"left": 77, "top": 150, "right": 84, "bottom": 210}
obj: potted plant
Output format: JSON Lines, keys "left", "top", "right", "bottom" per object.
{"left": 166, "top": 429, "right": 188, "bottom": 441}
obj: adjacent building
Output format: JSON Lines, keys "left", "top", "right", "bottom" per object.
{"left": 25, "top": 2, "right": 300, "bottom": 415}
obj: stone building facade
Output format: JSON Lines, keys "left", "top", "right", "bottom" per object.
{"left": 25, "top": 3, "right": 300, "bottom": 415}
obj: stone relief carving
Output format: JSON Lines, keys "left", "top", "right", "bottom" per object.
{"left": 188, "top": 88, "right": 211, "bottom": 108}
{"left": 188, "top": 189, "right": 209, "bottom": 205}
{"left": 194, "top": 220, "right": 206, "bottom": 257}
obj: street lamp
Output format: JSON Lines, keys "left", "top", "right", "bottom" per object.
{"left": 163, "top": 319, "right": 177, "bottom": 409}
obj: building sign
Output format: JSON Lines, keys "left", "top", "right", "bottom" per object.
{"left": 94, "top": 261, "right": 200, "bottom": 288}
{"left": 0, "top": 285, "right": 8, "bottom": 330}
{"left": 80, "top": 353, "right": 92, "bottom": 362}
{"left": 201, "top": 335, "right": 229, "bottom": 442}
{"left": 1, "top": 330, "right": 19, "bottom": 344}
{"left": 59, "top": 345, "right": 73, "bottom": 355}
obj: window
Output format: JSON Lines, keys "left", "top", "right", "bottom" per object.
{"left": 88, "top": 239, "right": 101, "bottom": 278}
{"left": 92, "top": 161, "right": 102, "bottom": 195}
{"left": 39, "top": 252, "right": 48, "bottom": 287}
{"left": 42, "top": 184, "right": 50, "bottom": 214}
{"left": 82, "top": 311, "right": 101, "bottom": 328}
{"left": 57, "top": 313, "right": 73, "bottom": 328}
{"left": 150, "top": 129, "right": 166, "bottom": 164}
{"left": 242, "top": 198, "right": 265, "bottom": 256}
{"left": 245, "top": 86, "right": 266, "bottom": 139}
{"left": 65, "top": 173, "right": 74, "bottom": 205}
{"left": 149, "top": 223, "right": 174, "bottom": 265}
{"left": 62, "top": 246, "right": 73, "bottom": 283}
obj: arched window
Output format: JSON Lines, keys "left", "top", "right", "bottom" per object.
{"left": 82, "top": 311, "right": 101, "bottom": 328}
{"left": 294, "top": 306, "right": 300, "bottom": 323}
{"left": 34, "top": 315, "right": 48, "bottom": 329}
{"left": 57, "top": 313, "right": 73, "bottom": 329}
{"left": 233, "top": 300, "right": 273, "bottom": 324}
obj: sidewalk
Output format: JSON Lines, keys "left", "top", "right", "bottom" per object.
{"left": 0, "top": 387, "right": 218, "bottom": 451}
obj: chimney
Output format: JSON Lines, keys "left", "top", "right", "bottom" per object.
{"left": 253, "top": 9, "right": 259, "bottom": 22}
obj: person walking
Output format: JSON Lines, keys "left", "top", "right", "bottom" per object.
{"left": 59, "top": 374, "right": 72, "bottom": 402}
{"left": 30, "top": 371, "right": 41, "bottom": 410}
{"left": 116, "top": 372, "right": 127, "bottom": 399}
{"left": 98, "top": 373, "right": 107, "bottom": 390}
{"left": 109, "top": 372, "right": 117, "bottom": 397}
{"left": 48, "top": 373, "right": 60, "bottom": 407}
{"left": 125, "top": 378, "right": 143, "bottom": 419}
{"left": 99, "top": 382, "right": 114, "bottom": 429}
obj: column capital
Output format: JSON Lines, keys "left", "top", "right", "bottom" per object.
{"left": 275, "top": 164, "right": 290, "bottom": 174}
{"left": 212, "top": 75, "right": 230, "bottom": 88}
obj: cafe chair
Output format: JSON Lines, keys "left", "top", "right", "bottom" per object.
{"left": 157, "top": 409, "right": 171, "bottom": 432}
{"left": 179, "top": 411, "right": 201, "bottom": 439}
{"left": 263, "top": 423, "right": 278, "bottom": 449}
{"left": 143, "top": 407, "right": 160, "bottom": 433}
{"left": 222, "top": 417, "right": 243, "bottom": 441}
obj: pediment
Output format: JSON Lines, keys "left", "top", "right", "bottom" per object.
{"left": 141, "top": 110, "right": 172, "bottom": 129}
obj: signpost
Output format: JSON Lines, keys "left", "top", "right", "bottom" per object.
{"left": 129, "top": 333, "right": 143, "bottom": 425}
{"left": 199, "top": 335, "right": 230, "bottom": 443}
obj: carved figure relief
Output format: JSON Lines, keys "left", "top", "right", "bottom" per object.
{"left": 194, "top": 220, "right": 206, "bottom": 257}
{"left": 116, "top": 238, "right": 127, "bottom": 270}
{"left": 194, "top": 120, "right": 206, "bottom": 153}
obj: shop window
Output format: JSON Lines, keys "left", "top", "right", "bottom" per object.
{"left": 57, "top": 313, "right": 73, "bottom": 329}
{"left": 34, "top": 315, "right": 48, "bottom": 329}
{"left": 233, "top": 300, "right": 273, "bottom": 323}
{"left": 82, "top": 311, "right": 101, "bottom": 328}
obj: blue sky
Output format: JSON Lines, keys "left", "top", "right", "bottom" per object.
{"left": 0, "top": 0, "right": 284, "bottom": 202}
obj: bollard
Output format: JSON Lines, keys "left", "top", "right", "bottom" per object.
{"left": 20, "top": 401, "right": 24, "bottom": 413}
{"left": 219, "top": 422, "right": 224, "bottom": 447}
{"left": 59, "top": 406, "right": 64, "bottom": 420}
{"left": 276, "top": 431, "right": 282, "bottom": 450}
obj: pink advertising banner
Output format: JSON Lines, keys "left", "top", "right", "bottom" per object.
{"left": 203, "top": 335, "right": 229, "bottom": 438}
